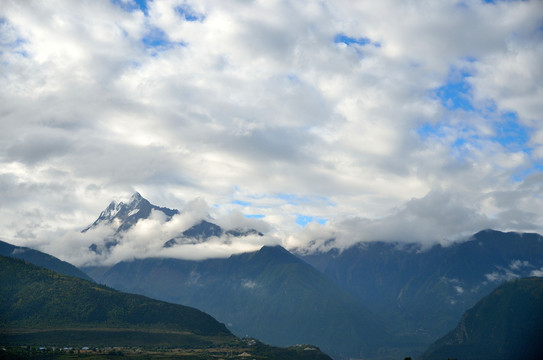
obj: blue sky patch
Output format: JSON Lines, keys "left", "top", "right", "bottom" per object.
{"left": 111, "top": 0, "right": 148, "bottom": 15}
{"left": 274, "top": 193, "right": 335, "bottom": 207}
{"left": 296, "top": 215, "right": 328, "bottom": 227}
{"left": 233, "top": 200, "right": 251, "bottom": 206}
{"left": 433, "top": 67, "right": 474, "bottom": 111}
{"left": 141, "top": 26, "right": 184, "bottom": 54}
{"left": 493, "top": 111, "right": 530, "bottom": 151}
{"left": 175, "top": 4, "right": 205, "bottom": 22}
{"left": 421, "top": 65, "right": 534, "bottom": 180}
{"left": 334, "top": 34, "right": 372, "bottom": 46}
{"left": 416, "top": 123, "right": 444, "bottom": 139}
{"left": 276, "top": 193, "right": 303, "bottom": 205}
{"left": 510, "top": 159, "right": 543, "bottom": 182}
{"left": 244, "top": 214, "right": 265, "bottom": 219}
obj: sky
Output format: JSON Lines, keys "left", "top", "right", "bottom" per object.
{"left": 1, "top": 0, "right": 543, "bottom": 263}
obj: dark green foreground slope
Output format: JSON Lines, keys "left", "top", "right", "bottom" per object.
{"left": 0, "top": 255, "right": 332, "bottom": 360}
{"left": 0, "top": 240, "right": 92, "bottom": 282}
{"left": 419, "top": 277, "right": 543, "bottom": 360}
{"left": 0, "top": 255, "right": 231, "bottom": 347}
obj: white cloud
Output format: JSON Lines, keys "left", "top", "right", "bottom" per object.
{"left": 509, "top": 259, "right": 531, "bottom": 271}
{"left": 28, "top": 196, "right": 280, "bottom": 266}
{"left": 485, "top": 270, "right": 519, "bottom": 283}
{"left": 454, "top": 286, "right": 464, "bottom": 295}
{"left": 1, "top": 0, "right": 542, "bottom": 260}
{"left": 531, "top": 268, "right": 543, "bottom": 277}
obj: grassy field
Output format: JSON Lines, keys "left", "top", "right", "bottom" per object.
{"left": 1, "top": 339, "right": 329, "bottom": 360}
{"left": 1, "top": 328, "right": 232, "bottom": 348}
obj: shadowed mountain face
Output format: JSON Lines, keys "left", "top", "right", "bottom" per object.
{"left": 419, "top": 277, "right": 543, "bottom": 360}
{"left": 0, "top": 239, "right": 93, "bottom": 282}
{"left": 299, "top": 229, "right": 543, "bottom": 342}
{"left": 83, "top": 245, "right": 393, "bottom": 360}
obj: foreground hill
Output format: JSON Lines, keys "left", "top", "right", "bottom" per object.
{"left": 300, "top": 229, "right": 543, "bottom": 343}
{"left": 0, "top": 239, "right": 93, "bottom": 281}
{"left": 0, "top": 254, "right": 232, "bottom": 347}
{"left": 0, "top": 255, "right": 332, "bottom": 360}
{"left": 419, "top": 277, "right": 543, "bottom": 360}
{"left": 84, "top": 245, "right": 394, "bottom": 359}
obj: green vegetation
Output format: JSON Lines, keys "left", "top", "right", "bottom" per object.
{"left": 0, "top": 240, "right": 93, "bottom": 282}
{"left": 0, "top": 255, "right": 231, "bottom": 343}
{"left": 1, "top": 340, "right": 332, "bottom": 360}
{"left": 0, "top": 255, "right": 332, "bottom": 360}
{"left": 419, "top": 277, "right": 543, "bottom": 360}
{"left": 301, "top": 229, "right": 543, "bottom": 356}
{"left": 86, "top": 246, "right": 392, "bottom": 359}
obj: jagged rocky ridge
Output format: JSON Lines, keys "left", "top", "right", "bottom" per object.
{"left": 299, "top": 229, "right": 543, "bottom": 343}
{"left": 82, "top": 192, "right": 179, "bottom": 234}
{"left": 79, "top": 194, "right": 543, "bottom": 359}
{"left": 83, "top": 192, "right": 262, "bottom": 254}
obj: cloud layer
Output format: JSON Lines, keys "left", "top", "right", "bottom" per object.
{"left": 41, "top": 198, "right": 277, "bottom": 266}
{"left": 1, "top": 0, "right": 542, "bottom": 261}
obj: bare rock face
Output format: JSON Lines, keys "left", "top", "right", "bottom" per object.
{"left": 82, "top": 192, "right": 179, "bottom": 234}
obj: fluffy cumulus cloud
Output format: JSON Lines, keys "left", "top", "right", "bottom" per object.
{"left": 1, "top": 0, "right": 543, "bottom": 261}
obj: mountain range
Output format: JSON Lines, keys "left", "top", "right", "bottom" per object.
{"left": 4, "top": 240, "right": 541, "bottom": 360}
{"left": 83, "top": 245, "right": 394, "bottom": 359}
{"left": 83, "top": 192, "right": 263, "bottom": 255}
{"left": 79, "top": 193, "right": 543, "bottom": 359}
{"left": 0, "top": 254, "right": 333, "bottom": 360}
{"left": 5, "top": 192, "right": 543, "bottom": 359}
{"left": 299, "top": 229, "right": 543, "bottom": 342}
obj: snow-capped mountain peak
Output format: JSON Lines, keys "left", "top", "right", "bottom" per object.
{"left": 128, "top": 192, "right": 143, "bottom": 207}
{"left": 100, "top": 201, "right": 123, "bottom": 220}
{"left": 82, "top": 192, "right": 179, "bottom": 233}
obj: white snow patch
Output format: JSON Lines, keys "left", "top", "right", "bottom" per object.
{"left": 128, "top": 209, "right": 140, "bottom": 217}
{"left": 242, "top": 280, "right": 258, "bottom": 289}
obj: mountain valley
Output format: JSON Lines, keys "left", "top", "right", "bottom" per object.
{"left": 0, "top": 254, "right": 332, "bottom": 360}
{"left": 3, "top": 193, "right": 543, "bottom": 360}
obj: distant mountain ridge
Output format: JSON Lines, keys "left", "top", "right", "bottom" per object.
{"left": 0, "top": 239, "right": 93, "bottom": 281}
{"left": 419, "top": 277, "right": 543, "bottom": 360}
{"left": 78, "top": 194, "right": 543, "bottom": 359}
{"left": 83, "top": 245, "right": 394, "bottom": 360}
{"left": 0, "top": 254, "right": 333, "bottom": 360}
{"left": 299, "top": 229, "right": 543, "bottom": 342}
{"left": 165, "top": 220, "right": 263, "bottom": 247}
